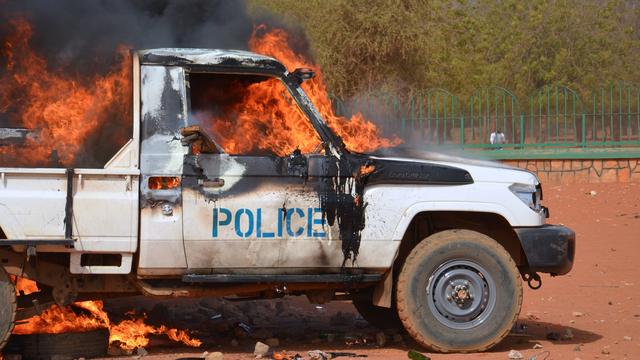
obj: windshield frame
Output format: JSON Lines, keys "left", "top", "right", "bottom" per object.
{"left": 183, "top": 64, "right": 348, "bottom": 157}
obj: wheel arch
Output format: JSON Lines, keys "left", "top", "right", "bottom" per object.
{"left": 372, "top": 210, "right": 525, "bottom": 308}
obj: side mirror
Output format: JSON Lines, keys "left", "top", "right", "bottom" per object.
{"left": 291, "top": 68, "right": 315, "bottom": 85}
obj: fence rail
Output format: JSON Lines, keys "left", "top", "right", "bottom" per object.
{"left": 330, "top": 82, "right": 640, "bottom": 158}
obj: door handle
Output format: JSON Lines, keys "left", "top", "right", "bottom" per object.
{"left": 199, "top": 178, "right": 225, "bottom": 188}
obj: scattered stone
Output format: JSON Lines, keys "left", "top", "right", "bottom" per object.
{"left": 526, "top": 312, "right": 540, "bottom": 320}
{"left": 569, "top": 320, "right": 575, "bottom": 324}
{"left": 375, "top": 332, "right": 387, "bottom": 347}
{"left": 573, "top": 344, "right": 582, "bottom": 351}
{"left": 563, "top": 328, "right": 574, "bottom": 340}
{"left": 265, "top": 337, "right": 280, "bottom": 347}
{"left": 601, "top": 346, "right": 610, "bottom": 355}
{"left": 572, "top": 311, "right": 584, "bottom": 317}
{"left": 546, "top": 331, "right": 561, "bottom": 341}
{"left": 205, "top": 352, "right": 224, "bottom": 360}
{"left": 608, "top": 301, "right": 613, "bottom": 305}
{"left": 590, "top": 190, "right": 597, "bottom": 196}
{"left": 623, "top": 335, "right": 632, "bottom": 341}
{"left": 533, "top": 343, "right": 543, "bottom": 349}
{"left": 254, "top": 341, "right": 270, "bottom": 358}
{"left": 135, "top": 347, "right": 148, "bottom": 357}
{"left": 507, "top": 349, "right": 524, "bottom": 359}
{"left": 231, "top": 339, "right": 239, "bottom": 347}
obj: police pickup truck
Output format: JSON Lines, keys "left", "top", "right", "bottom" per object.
{"left": 0, "top": 49, "right": 575, "bottom": 353}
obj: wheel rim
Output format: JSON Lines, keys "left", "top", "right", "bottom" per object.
{"left": 426, "top": 259, "right": 497, "bottom": 330}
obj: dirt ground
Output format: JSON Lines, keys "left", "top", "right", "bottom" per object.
{"left": 86, "top": 181, "right": 640, "bottom": 359}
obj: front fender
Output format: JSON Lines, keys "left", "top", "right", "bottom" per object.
{"left": 391, "top": 201, "right": 518, "bottom": 241}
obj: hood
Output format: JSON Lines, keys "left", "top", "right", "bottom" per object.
{"left": 367, "top": 148, "right": 538, "bottom": 186}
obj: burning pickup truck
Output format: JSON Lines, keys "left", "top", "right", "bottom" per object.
{"left": 0, "top": 48, "right": 575, "bottom": 353}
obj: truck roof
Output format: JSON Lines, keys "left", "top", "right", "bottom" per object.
{"left": 138, "top": 48, "right": 287, "bottom": 73}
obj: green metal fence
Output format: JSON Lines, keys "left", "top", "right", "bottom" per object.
{"left": 330, "top": 82, "right": 640, "bottom": 159}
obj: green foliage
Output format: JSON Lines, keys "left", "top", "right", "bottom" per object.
{"left": 248, "top": 0, "right": 640, "bottom": 101}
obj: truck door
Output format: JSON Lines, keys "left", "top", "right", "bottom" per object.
{"left": 181, "top": 72, "right": 343, "bottom": 273}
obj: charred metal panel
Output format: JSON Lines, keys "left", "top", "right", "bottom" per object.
{"left": 138, "top": 65, "right": 188, "bottom": 273}
{"left": 139, "top": 49, "right": 286, "bottom": 74}
{"left": 364, "top": 159, "right": 473, "bottom": 185}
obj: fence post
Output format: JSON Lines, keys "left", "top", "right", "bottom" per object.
{"left": 519, "top": 113, "right": 525, "bottom": 148}
{"left": 460, "top": 114, "right": 465, "bottom": 148}
{"left": 581, "top": 113, "right": 587, "bottom": 147}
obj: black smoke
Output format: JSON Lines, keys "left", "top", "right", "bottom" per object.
{"left": 0, "top": 0, "right": 254, "bottom": 75}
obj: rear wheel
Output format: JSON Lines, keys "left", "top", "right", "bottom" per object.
{"left": 396, "top": 229, "right": 522, "bottom": 352}
{"left": 0, "top": 267, "right": 17, "bottom": 352}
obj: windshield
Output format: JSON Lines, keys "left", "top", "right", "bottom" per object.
{"left": 188, "top": 72, "right": 322, "bottom": 156}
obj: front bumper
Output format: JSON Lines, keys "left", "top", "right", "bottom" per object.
{"left": 514, "top": 225, "right": 575, "bottom": 275}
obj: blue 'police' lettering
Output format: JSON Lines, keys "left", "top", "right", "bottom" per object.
{"left": 212, "top": 207, "right": 326, "bottom": 239}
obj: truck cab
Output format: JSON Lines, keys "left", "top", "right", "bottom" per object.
{"left": 0, "top": 48, "right": 575, "bottom": 352}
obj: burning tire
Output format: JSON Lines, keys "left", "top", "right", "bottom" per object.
{"left": 0, "top": 267, "right": 16, "bottom": 352}
{"left": 6, "top": 328, "right": 109, "bottom": 360}
{"left": 396, "top": 230, "right": 522, "bottom": 352}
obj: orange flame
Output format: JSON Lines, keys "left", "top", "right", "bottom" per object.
{"left": 194, "top": 25, "right": 400, "bottom": 156}
{"left": 148, "top": 176, "right": 181, "bottom": 190}
{"left": 248, "top": 26, "right": 401, "bottom": 153}
{"left": 0, "top": 18, "right": 131, "bottom": 167}
{"left": 12, "top": 290, "right": 201, "bottom": 351}
{"left": 10, "top": 275, "right": 39, "bottom": 295}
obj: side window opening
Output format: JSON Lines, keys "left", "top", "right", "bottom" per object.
{"left": 186, "top": 72, "right": 322, "bottom": 157}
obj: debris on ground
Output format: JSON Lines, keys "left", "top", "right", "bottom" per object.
{"left": 623, "top": 335, "right": 632, "bottom": 341}
{"left": 572, "top": 311, "right": 584, "bottom": 317}
{"left": 407, "top": 350, "right": 430, "bottom": 360}
{"left": 562, "top": 328, "right": 574, "bottom": 340}
{"left": 254, "top": 341, "right": 270, "bottom": 358}
{"left": 507, "top": 349, "right": 523, "bottom": 359}
{"left": 135, "top": 347, "right": 148, "bottom": 357}
{"left": 205, "top": 352, "right": 224, "bottom": 360}
{"left": 533, "top": 343, "right": 543, "bottom": 349}
{"left": 308, "top": 350, "right": 368, "bottom": 359}
{"left": 601, "top": 346, "right": 610, "bottom": 355}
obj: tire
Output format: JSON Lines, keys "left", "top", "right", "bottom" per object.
{"left": 396, "top": 229, "right": 522, "bottom": 353}
{"left": 352, "top": 298, "right": 402, "bottom": 330}
{"left": 0, "top": 267, "right": 17, "bottom": 352}
{"left": 6, "top": 328, "right": 109, "bottom": 359}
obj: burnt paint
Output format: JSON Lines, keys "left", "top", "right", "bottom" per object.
{"left": 181, "top": 148, "right": 473, "bottom": 267}
{"left": 314, "top": 154, "right": 473, "bottom": 266}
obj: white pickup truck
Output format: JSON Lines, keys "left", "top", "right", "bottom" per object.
{"left": 0, "top": 49, "right": 575, "bottom": 353}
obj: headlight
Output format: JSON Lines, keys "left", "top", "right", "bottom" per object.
{"left": 509, "top": 183, "right": 542, "bottom": 211}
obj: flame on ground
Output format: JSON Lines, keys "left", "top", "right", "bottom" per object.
{"left": 11, "top": 279, "right": 200, "bottom": 351}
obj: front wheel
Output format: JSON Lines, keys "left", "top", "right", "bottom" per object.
{"left": 396, "top": 229, "right": 522, "bottom": 352}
